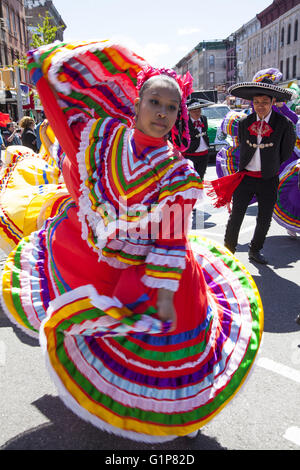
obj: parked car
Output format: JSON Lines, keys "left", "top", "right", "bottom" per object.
{"left": 201, "top": 104, "right": 231, "bottom": 158}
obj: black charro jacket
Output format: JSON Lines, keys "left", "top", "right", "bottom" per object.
{"left": 184, "top": 116, "right": 209, "bottom": 154}
{"left": 238, "top": 110, "right": 296, "bottom": 179}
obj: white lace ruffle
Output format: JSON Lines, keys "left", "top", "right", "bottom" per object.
{"left": 141, "top": 274, "right": 179, "bottom": 292}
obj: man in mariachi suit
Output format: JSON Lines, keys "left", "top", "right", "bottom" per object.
{"left": 224, "top": 71, "right": 296, "bottom": 264}
{"left": 183, "top": 98, "right": 211, "bottom": 180}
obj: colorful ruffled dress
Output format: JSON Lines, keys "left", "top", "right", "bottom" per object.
{"left": 1, "top": 41, "right": 263, "bottom": 441}
{"left": 0, "top": 143, "right": 71, "bottom": 254}
{"left": 216, "top": 110, "right": 247, "bottom": 179}
{"left": 273, "top": 158, "right": 300, "bottom": 234}
{"left": 272, "top": 107, "right": 300, "bottom": 234}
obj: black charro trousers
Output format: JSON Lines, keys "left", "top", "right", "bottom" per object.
{"left": 185, "top": 153, "right": 209, "bottom": 180}
{"left": 224, "top": 174, "right": 279, "bottom": 253}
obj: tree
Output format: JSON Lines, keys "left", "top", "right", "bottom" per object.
{"left": 30, "top": 11, "right": 64, "bottom": 48}
{"left": 16, "top": 11, "right": 64, "bottom": 69}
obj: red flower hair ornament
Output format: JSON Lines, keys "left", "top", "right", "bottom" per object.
{"left": 136, "top": 66, "right": 194, "bottom": 152}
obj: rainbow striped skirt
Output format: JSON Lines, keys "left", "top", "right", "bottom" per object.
{"left": 1, "top": 204, "right": 263, "bottom": 442}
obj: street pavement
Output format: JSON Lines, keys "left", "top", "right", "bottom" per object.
{"left": 0, "top": 162, "right": 299, "bottom": 451}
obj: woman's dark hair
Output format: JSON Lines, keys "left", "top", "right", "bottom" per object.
{"left": 138, "top": 74, "right": 182, "bottom": 102}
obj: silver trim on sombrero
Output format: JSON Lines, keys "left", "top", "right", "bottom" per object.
{"left": 228, "top": 82, "right": 296, "bottom": 101}
{"left": 187, "top": 99, "right": 214, "bottom": 110}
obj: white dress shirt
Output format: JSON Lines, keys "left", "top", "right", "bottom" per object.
{"left": 245, "top": 110, "right": 272, "bottom": 171}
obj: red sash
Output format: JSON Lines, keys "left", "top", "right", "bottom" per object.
{"left": 205, "top": 170, "right": 262, "bottom": 208}
{"left": 184, "top": 150, "right": 208, "bottom": 157}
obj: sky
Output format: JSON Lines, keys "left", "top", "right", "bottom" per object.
{"left": 52, "top": 0, "right": 273, "bottom": 67}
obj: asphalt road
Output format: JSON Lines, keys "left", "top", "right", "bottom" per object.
{"left": 0, "top": 162, "right": 299, "bottom": 452}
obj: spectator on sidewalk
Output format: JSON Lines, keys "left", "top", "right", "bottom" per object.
{"left": 2, "top": 122, "right": 22, "bottom": 147}
{"left": 19, "top": 116, "right": 38, "bottom": 152}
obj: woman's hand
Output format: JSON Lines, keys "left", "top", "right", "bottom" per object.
{"left": 157, "top": 288, "right": 177, "bottom": 332}
{"left": 40, "top": 119, "right": 49, "bottom": 137}
{"left": 39, "top": 120, "right": 53, "bottom": 154}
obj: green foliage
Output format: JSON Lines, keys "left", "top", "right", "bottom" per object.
{"left": 15, "top": 11, "right": 64, "bottom": 69}
{"left": 30, "top": 11, "right": 64, "bottom": 48}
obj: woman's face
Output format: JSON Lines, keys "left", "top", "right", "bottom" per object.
{"left": 134, "top": 80, "right": 180, "bottom": 138}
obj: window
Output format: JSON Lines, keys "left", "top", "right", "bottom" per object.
{"left": 280, "top": 60, "right": 283, "bottom": 74}
{"left": 4, "top": 5, "right": 11, "bottom": 33}
{"left": 268, "top": 35, "right": 272, "bottom": 52}
{"left": 263, "top": 38, "right": 266, "bottom": 54}
{"left": 287, "top": 24, "right": 291, "bottom": 44}
{"left": 295, "top": 20, "right": 298, "bottom": 41}
{"left": 209, "top": 72, "right": 214, "bottom": 84}
{"left": 3, "top": 44, "right": 8, "bottom": 66}
{"left": 273, "top": 32, "right": 277, "bottom": 50}
{"left": 202, "top": 105, "right": 230, "bottom": 120}
{"left": 17, "top": 14, "right": 22, "bottom": 43}
{"left": 281, "top": 27, "right": 284, "bottom": 47}
{"left": 11, "top": 10, "right": 16, "bottom": 36}
{"left": 286, "top": 57, "right": 290, "bottom": 79}
{"left": 209, "top": 55, "right": 215, "bottom": 68}
{"left": 292, "top": 55, "right": 297, "bottom": 77}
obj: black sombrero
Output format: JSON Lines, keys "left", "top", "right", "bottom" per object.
{"left": 187, "top": 98, "right": 215, "bottom": 110}
{"left": 228, "top": 77, "right": 296, "bottom": 102}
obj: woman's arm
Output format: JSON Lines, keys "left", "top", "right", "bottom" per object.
{"left": 39, "top": 120, "right": 53, "bottom": 155}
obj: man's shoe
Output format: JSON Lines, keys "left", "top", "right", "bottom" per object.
{"left": 249, "top": 249, "right": 268, "bottom": 264}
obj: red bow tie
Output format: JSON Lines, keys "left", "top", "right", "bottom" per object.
{"left": 248, "top": 120, "right": 273, "bottom": 137}
{"left": 194, "top": 120, "right": 204, "bottom": 128}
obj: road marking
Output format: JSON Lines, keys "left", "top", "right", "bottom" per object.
{"left": 0, "top": 341, "right": 6, "bottom": 366}
{"left": 283, "top": 427, "right": 300, "bottom": 447}
{"left": 257, "top": 357, "right": 300, "bottom": 384}
{"left": 240, "top": 224, "right": 256, "bottom": 235}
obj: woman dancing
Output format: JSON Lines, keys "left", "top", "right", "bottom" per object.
{"left": 1, "top": 40, "right": 263, "bottom": 442}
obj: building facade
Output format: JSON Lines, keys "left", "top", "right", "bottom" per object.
{"left": 174, "top": 0, "right": 299, "bottom": 101}
{"left": 257, "top": 0, "right": 300, "bottom": 82}
{"left": 174, "top": 40, "right": 228, "bottom": 92}
{"left": 235, "top": 0, "right": 299, "bottom": 83}
{"left": 0, "top": 0, "right": 28, "bottom": 79}
{"left": 235, "top": 17, "right": 261, "bottom": 83}
{"left": 0, "top": 0, "right": 66, "bottom": 121}
{"left": 0, "top": 0, "right": 29, "bottom": 120}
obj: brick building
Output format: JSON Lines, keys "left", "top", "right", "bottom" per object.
{"left": 0, "top": 0, "right": 66, "bottom": 121}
